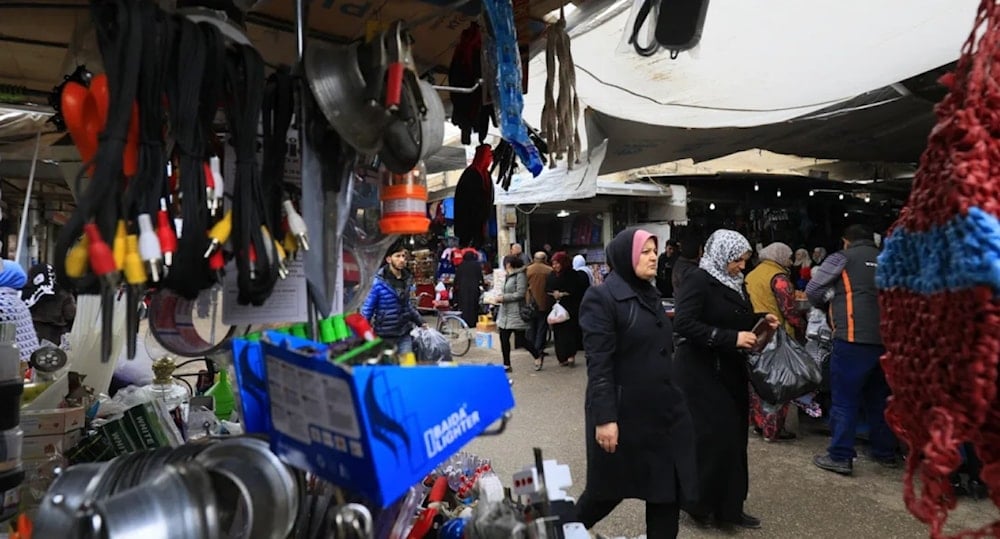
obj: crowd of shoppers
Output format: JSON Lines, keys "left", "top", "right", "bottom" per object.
{"left": 568, "top": 222, "right": 915, "bottom": 537}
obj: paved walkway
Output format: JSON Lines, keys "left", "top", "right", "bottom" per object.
{"left": 455, "top": 340, "right": 997, "bottom": 538}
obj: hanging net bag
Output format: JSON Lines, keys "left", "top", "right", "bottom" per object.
{"left": 877, "top": 2, "right": 1000, "bottom": 537}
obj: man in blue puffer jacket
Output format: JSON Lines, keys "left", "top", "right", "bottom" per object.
{"left": 361, "top": 242, "right": 425, "bottom": 355}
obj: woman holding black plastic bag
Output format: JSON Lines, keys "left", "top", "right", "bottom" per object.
{"left": 673, "top": 229, "right": 779, "bottom": 530}
{"left": 744, "top": 242, "right": 806, "bottom": 442}
{"left": 575, "top": 227, "right": 698, "bottom": 538}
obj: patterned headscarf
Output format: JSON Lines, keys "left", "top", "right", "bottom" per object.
{"left": 699, "top": 229, "right": 752, "bottom": 296}
{"left": 22, "top": 263, "right": 57, "bottom": 308}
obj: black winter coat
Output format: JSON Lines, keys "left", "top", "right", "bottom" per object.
{"left": 672, "top": 268, "right": 762, "bottom": 521}
{"left": 579, "top": 272, "right": 698, "bottom": 504}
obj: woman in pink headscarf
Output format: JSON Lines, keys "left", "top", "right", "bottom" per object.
{"left": 544, "top": 251, "right": 589, "bottom": 368}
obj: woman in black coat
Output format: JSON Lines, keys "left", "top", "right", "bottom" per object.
{"left": 576, "top": 227, "right": 698, "bottom": 538}
{"left": 452, "top": 250, "right": 484, "bottom": 328}
{"left": 546, "top": 251, "right": 589, "bottom": 366}
{"left": 673, "top": 229, "right": 779, "bottom": 530}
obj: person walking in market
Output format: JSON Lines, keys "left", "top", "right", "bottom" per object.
{"left": 360, "top": 241, "right": 425, "bottom": 356}
{"left": 525, "top": 251, "right": 553, "bottom": 370}
{"left": 546, "top": 251, "right": 589, "bottom": 368}
{"left": 656, "top": 239, "right": 680, "bottom": 298}
{"left": 452, "top": 249, "right": 484, "bottom": 329}
{"left": 673, "top": 229, "right": 780, "bottom": 530}
{"left": 671, "top": 230, "right": 704, "bottom": 297}
{"left": 575, "top": 227, "right": 698, "bottom": 538}
{"left": 745, "top": 242, "right": 806, "bottom": 442}
{"left": 489, "top": 255, "right": 533, "bottom": 372}
{"left": 808, "top": 224, "right": 898, "bottom": 475}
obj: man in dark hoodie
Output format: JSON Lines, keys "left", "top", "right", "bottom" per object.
{"left": 361, "top": 242, "right": 425, "bottom": 355}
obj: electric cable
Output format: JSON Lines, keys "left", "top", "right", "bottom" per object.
{"left": 224, "top": 43, "right": 279, "bottom": 306}
{"left": 261, "top": 66, "right": 294, "bottom": 238}
{"left": 54, "top": 0, "right": 143, "bottom": 293}
{"left": 130, "top": 1, "right": 173, "bottom": 218}
{"left": 160, "top": 16, "right": 213, "bottom": 298}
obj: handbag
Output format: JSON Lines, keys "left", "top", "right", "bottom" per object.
{"left": 519, "top": 295, "right": 537, "bottom": 323}
{"left": 747, "top": 329, "right": 822, "bottom": 404}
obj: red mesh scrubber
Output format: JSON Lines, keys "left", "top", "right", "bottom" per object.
{"left": 878, "top": 1, "right": 1000, "bottom": 536}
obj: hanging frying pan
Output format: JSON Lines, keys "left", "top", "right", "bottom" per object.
{"left": 379, "top": 79, "right": 445, "bottom": 174}
{"left": 305, "top": 41, "right": 392, "bottom": 155}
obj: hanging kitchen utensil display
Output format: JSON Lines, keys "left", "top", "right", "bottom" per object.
{"left": 305, "top": 41, "right": 391, "bottom": 155}
{"left": 304, "top": 21, "right": 444, "bottom": 175}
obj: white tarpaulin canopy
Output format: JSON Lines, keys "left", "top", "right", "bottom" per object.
{"left": 522, "top": 0, "right": 978, "bottom": 130}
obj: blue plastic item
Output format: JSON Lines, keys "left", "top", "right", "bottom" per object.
{"left": 261, "top": 331, "right": 515, "bottom": 507}
{"left": 231, "top": 338, "right": 272, "bottom": 434}
{"left": 481, "top": 0, "right": 543, "bottom": 176}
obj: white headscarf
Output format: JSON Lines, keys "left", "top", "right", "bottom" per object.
{"left": 699, "top": 229, "right": 752, "bottom": 296}
{"left": 572, "top": 254, "right": 595, "bottom": 284}
{"left": 758, "top": 242, "right": 793, "bottom": 268}
{"left": 794, "top": 248, "right": 811, "bottom": 268}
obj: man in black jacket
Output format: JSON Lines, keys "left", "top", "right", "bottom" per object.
{"left": 656, "top": 240, "right": 680, "bottom": 298}
{"left": 807, "top": 225, "right": 897, "bottom": 475}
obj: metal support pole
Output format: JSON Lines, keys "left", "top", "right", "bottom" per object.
{"left": 15, "top": 130, "right": 41, "bottom": 270}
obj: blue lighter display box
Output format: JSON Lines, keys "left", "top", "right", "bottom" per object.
{"left": 231, "top": 338, "right": 271, "bottom": 434}
{"left": 260, "top": 331, "right": 515, "bottom": 507}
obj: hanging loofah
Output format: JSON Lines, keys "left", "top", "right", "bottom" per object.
{"left": 539, "top": 9, "right": 581, "bottom": 169}
{"left": 876, "top": 1, "right": 1000, "bottom": 537}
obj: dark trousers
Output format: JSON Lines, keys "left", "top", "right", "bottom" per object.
{"left": 576, "top": 491, "right": 680, "bottom": 538}
{"left": 528, "top": 313, "right": 548, "bottom": 359}
{"left": 498, "top": 328, "right": 529, "bottom": 366}
{"left": 827, "top": 339, "right": 897, "bottom": 462}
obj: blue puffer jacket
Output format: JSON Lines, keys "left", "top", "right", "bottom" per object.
{"left": 361, "top": 267, "right": 423, "bottom": 338}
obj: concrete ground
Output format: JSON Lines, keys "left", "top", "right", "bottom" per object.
{"left": 453, "top": 337, "right": 997, "bottom": 538}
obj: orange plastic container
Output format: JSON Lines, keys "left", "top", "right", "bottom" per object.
{"left": 380, "top": 165, "right": 430, "bottom": 235}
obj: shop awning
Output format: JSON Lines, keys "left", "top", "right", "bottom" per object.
{"left": 494, "top": 140, "right": 673, "bottom": 205}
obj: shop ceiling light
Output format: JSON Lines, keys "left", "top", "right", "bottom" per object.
{"left": 556, "top": 209, "right": 570, "bottom": 218}
{"left": 809, "top": 190, "right": 815, "bottom": 197}
{"left": 839, "top": 193, "right": 845, "bottom": 200}
{"left": 776, "top": 188, "right": 782, "bottom": 198}
{"left": 709, "top": 202, "right": 716, "bottom": 210}
{"left": 754, "top": 182, "right": 759, "bottom": 192}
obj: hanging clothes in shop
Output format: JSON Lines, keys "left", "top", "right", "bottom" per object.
{"left": 453, "top": 145, "right": 494, "bottom": 248}
{"left": 448, "top": 22, "right": 493, "bottom": 146}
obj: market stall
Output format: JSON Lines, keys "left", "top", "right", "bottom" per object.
{"left": 0, "top": 0, "right": 601, "bottom": 537}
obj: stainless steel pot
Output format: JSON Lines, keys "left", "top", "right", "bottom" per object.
{"left": 92, "top": 462, "right": 219, "bottom": 539}
{"left": 196, "top": 437, "right": 299, "bottom": 539}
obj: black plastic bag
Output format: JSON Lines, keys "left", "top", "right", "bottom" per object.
{"left": 747, "top": 330, "right": 822, "bottom": 404}
{"left": 412, "top": 327, "right": 453, "bottom": 363}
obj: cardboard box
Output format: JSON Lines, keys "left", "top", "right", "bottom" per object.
{"left": 20, "top": 407, "right": 85, "bottom": 437}
{"left": 260, "top": 332, "right": 515, "bottom": 508}
{"left": 475, "top": 331, "right": 494, "bottom": 349}
{"left": 21, "top": 429, "right": 83, "bottom": 460}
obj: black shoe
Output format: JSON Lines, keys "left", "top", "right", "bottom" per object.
{"left": 874, "top": 456, "right": 901, "bottom": 469}
{"left": 720, "top": 512, "right": 761, "bottom": 529}
{"left": 814, "top": 454, "right": 853, "bottom": 475}
{"left": 684, "top": 511, "right": 713, "bottom": 529}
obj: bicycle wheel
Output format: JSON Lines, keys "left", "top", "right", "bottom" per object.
{"left": 439, "top": 315, "right": 472, "bottom": 357}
